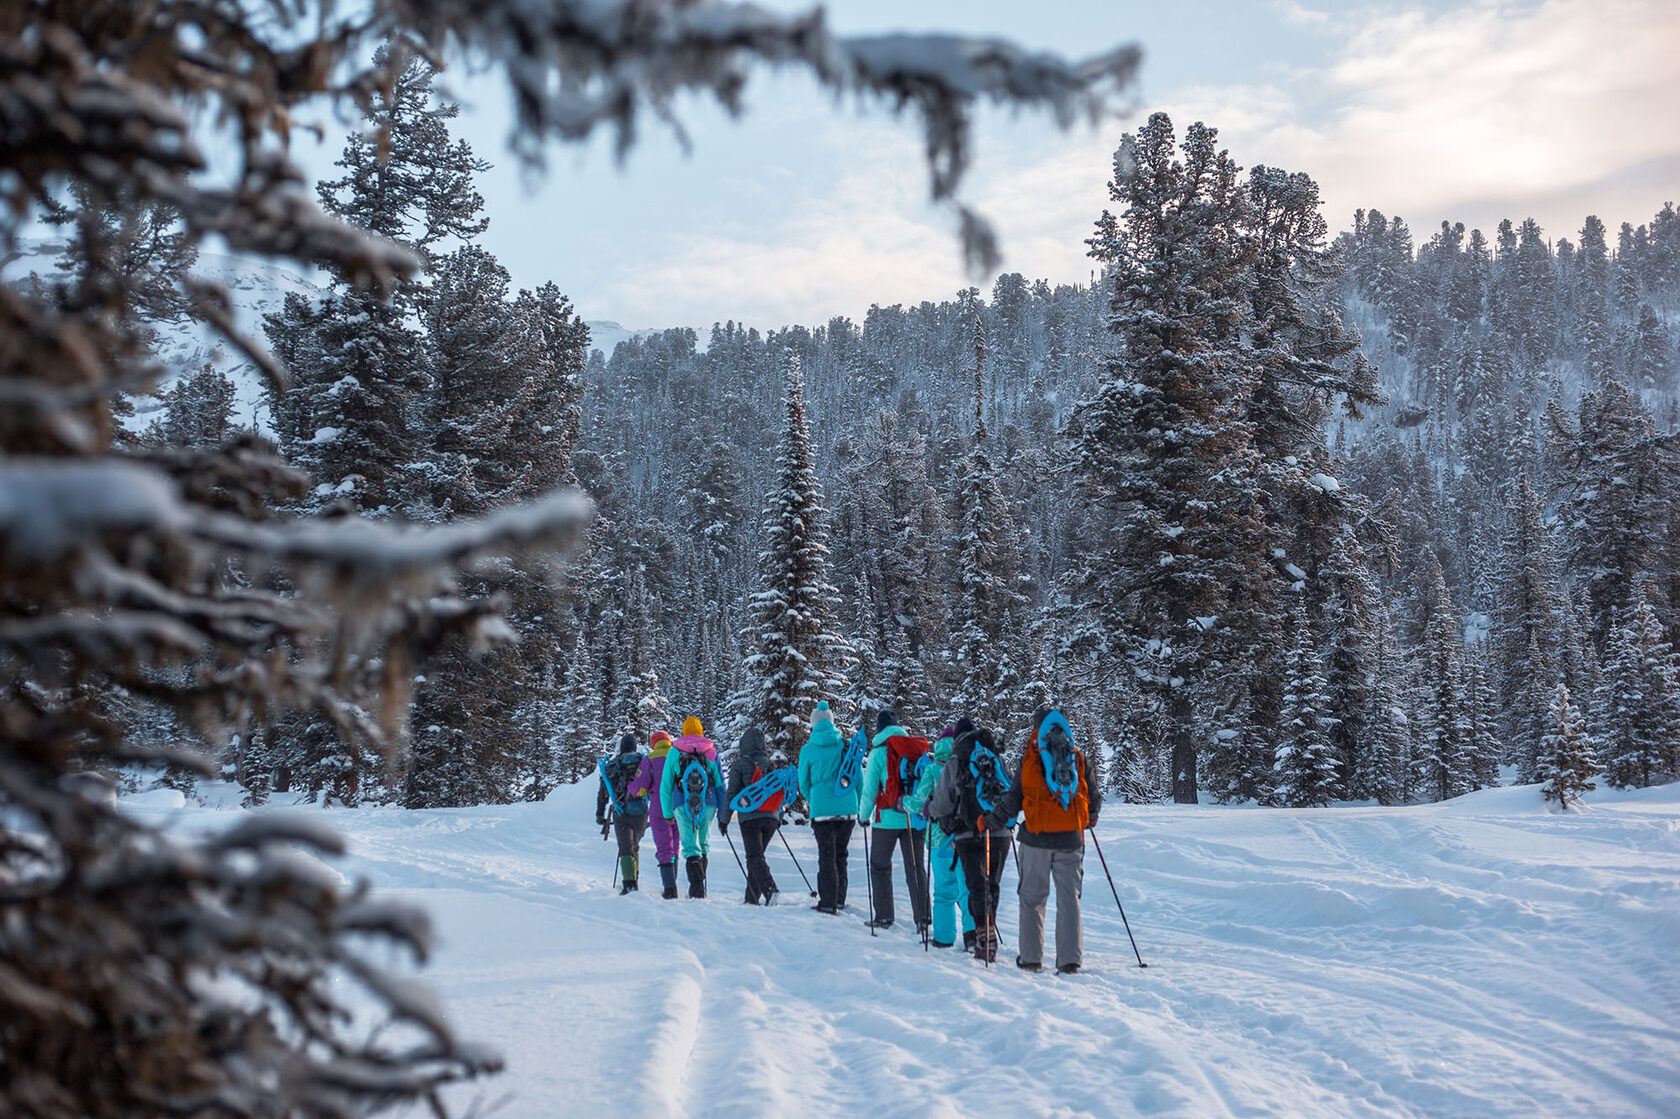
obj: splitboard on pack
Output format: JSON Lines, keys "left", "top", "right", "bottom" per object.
{"left": 731, "top": 766, "right": 798, "bottom": 813}
{"left": 835, "top": 728, "right": 867, "bottom": 795}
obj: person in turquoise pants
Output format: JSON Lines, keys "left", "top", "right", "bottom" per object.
{"left": 660, "top": 716, "right": 726, "bottom": 897}
{"left": 904, "top": 726, "right": 975, "bottom": 949}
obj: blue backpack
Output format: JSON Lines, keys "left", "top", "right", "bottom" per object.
{"left": 901, "top": 754, "right": 932, "bottom": 828}
{"left": 598, "top": 752, "right": 646, "bottom": 816}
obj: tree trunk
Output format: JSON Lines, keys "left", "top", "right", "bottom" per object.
{"left": 1170, "top": 687, "right": 1198, "bottom": 803}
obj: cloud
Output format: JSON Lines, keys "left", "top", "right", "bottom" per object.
{"left": 1165, "top": 0, "right": 1680, "bottom": 238}
{"left": 572, "top": 0, "right": 1680, "bottom": 328}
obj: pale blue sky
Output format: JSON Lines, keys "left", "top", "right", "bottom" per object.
{"left": 292, "top": 0, "right": 1680, "bottom": 333}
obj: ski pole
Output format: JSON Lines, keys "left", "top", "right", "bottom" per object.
{"left": 612, "top": 848, "right": 620, "bottom": 891}
{"left": 1089, "top": 829, "right": 1147, "bottom": 968}
{"left": 863, "top": 823, "right": 875, "bottom": 937}
{"left": 922, "top": 828, "right": 932, "bottom": 952}
{"left": 778, "top": 827, "right": 816, "bottom": 897}
{"left": 725, "top": 828, "right": 749, "bottom": 884}
{"left": 983, "top": 827, "right": 992, "bottom": 968}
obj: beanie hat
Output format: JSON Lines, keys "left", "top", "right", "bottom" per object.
{"left": 617, "top": 733, "right": 637, "bottom": 754}
{"left": 814, "top": 700, "right": 833, "bottom": 726}
{"left": 953, "top": 716, "right": 976, "bottom": 740}
{"left": 940, "top": 725, "right": 956, "bottom": 741}
{"left": 682, "top": 715, "right": 704, "bottom": 737}
{"left": 649, "top": 730, "right": 672, "bottom": 747}
{"left": 876, "top": 709, "right": 898, "bottom": 735}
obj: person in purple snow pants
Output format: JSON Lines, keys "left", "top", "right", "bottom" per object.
{"left": 629, "top": 729, "right": 681, "bottom": 898}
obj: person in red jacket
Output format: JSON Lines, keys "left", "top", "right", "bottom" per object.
{"left": 988, "top": 707, "right": 1102, "bottom": 974}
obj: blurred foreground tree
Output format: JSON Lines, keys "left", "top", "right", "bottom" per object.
{"left": 1, "top": 1, "right": 1138, "bottom": 1113}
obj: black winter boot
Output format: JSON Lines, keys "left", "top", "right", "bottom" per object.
{"left": 963, "top": 930, "right": 978, "bottom": 952}
{"left": 659, "top": 862, "right": 678, "bottom": 899}
{"left": 699, "top": 855, "right": 709, "bottom": 898}
{"left": 686, "top": 856, "right": 706, "bottom": 899}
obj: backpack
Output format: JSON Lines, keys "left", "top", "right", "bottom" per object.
{"left": 834, "top": 728, "right": 867, "bottom": 796}
{"left": 1022, "top": 712, "right": 1089, "bottom": 833}
{"left": 599, "top": 753, "right": 642, "bottom": 815}
{"left": 941, "top": 731, "right": 1010, "bottom": 834}
{"left": 875, "top": 734, "right": 930, "bottom": 815}
{"left": 672, "top": 750, "right": 713, "bottom": 825}
{"left": 1039, "top": 721, "right": 1079, "bottom": 809}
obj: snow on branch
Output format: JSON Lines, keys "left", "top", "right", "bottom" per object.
{"left": 395, "top": 0, "right": 1141, "bottom": 271}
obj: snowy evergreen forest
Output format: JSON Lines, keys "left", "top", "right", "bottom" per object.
{"left": 112, "top": 62, "right": 1680, "bottom": 814}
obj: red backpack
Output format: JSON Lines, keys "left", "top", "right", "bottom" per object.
{"left": 875, "top": 734, "right": 931, "bottom": 814}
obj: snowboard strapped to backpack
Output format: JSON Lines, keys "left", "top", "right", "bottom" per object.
{"left": 876, "top": 734, "right": 930, "bottom": 815}
{"left": 732, "top": 765, "right": 797, "bottom": 814}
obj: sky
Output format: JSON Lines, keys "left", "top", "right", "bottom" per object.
{"left": 291, "top": 0, "right": 1680, "bottom": 334}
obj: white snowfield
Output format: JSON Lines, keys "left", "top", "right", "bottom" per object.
{"left": 127, "top": 780, "right": 1680, "bottom": 1118}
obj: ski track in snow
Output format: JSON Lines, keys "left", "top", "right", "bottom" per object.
{"left": 125, "top": 783, "right": 1680, "bottom": 1118}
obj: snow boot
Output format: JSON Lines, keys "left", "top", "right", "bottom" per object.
{"left": 619, "top": 879, "right": 638, "bottom": 896}
{"left": 963, "top": 930, "right": 978, "bottom": 952}
{"left": 931, "top": 939, "right": 954, "bottom": 949}
{"left": 763, "top": 888, "right": 779, "bottom": 907}
{"left": 974, "top": 928, "right": 998, "bottom": 963}
{"left": 865, "top": 918, "right": 894, "bottom": 931}
{"left": 659, "top": 862, "right": 678, "bottom": 899}
{"left": 1056, "top": 964, "right": 1080, "bottom": 976}
{"left": 813, "top": 904, "right": 838, "bottom": 915}
{"left": 686, "top": 855, "right": 707, "bottom": 899}
{"left": 1016, "top": 956, "right": 1042, "bottom": 973}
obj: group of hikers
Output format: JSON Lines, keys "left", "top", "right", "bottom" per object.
{"left": 594, "top": 703, "right": 1102, "bottom": 974}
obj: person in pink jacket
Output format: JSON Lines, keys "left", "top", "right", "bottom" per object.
{"left": 629, "top": 729, "right": 680, "bottom": 899}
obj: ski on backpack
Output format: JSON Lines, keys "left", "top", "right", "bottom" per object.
{"left": 731, "top": 765, "right": 798, "bottom": 814}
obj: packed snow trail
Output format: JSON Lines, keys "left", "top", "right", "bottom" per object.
{"left": 125, "top": 782, "right": 1680, "bottom": 1117}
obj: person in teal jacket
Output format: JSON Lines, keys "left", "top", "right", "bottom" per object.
{"left": 858, "top": 710, "right": 931, "bottom": 932}
{"left": 903, "top": 726, "right": 976, "bottom": 949}
{"left": 797, "top": 701, "right": 860, "bottom": 914}
{"left": 660, "top": 716, "right": 726, "bottom": 898}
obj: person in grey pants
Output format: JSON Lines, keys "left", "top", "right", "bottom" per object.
{"left": 990, "top": 707, "right": 1103, "bottom": 974}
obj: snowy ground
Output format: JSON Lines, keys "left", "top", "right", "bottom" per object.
{"left": 122, "top": 782, "right": 1680, "bottom": 1118}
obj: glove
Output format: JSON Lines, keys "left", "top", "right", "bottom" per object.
{"left": 976, "top": 815, "right": 992, "bottom": 833}
{"left": 719, "top": 819, "right": 730, "bottom": 836}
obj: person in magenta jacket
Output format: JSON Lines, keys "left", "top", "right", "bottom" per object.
{"left": 629, "top": 729, "right": 680, "bottom": 899}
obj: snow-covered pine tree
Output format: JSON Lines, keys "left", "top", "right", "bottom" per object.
{"left": 1538, "top": 683, "right": 1597, "bottom": 810}
{"left": 1366, "top": 604, "right": 1413, "bottom": 805}
{"left": 1077, "top": 113, "right": 1265, "bottom": 804}
{"left": 1494, "top": 474, "right": 1562, "bottom": 779}
{"left": 266, "top": 48, "right": 489, "bottom": 514}
{"left": 1320, "top": 523, "right": 1381, "bottom": 799}
{"left": 557, "top": 628, "right": 604, "bottom": 784}
{"left": 151, "top": 358, "right": 238, "bottom": 447}
{"left": 1462, "top": 643, "right": 1502, "bottom": 790}
{"left": 1596, "top": 598, "right": 1680, "bottom": 789}
{"left": 950, "top": 296, "right": 1026, "bottom": 723}
{"left": 1411, "top": 551, "right": 1471, "bottom": 802}
{"left": 1273, "top": 613, "right": 1339, "bottom": 807}
{"left": 731, "top": 348, "right": 852, "bottom": 758}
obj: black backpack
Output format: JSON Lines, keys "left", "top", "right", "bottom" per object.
{"left": 941, "top": 730, "right": 1010, "bottom": 835}
{"left": 607, "top": 753, "right": 640, "bottom": 807}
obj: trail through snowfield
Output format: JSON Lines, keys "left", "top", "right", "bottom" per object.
{"left": 126, "top": 783, "right": 1680, "bottom": 1118}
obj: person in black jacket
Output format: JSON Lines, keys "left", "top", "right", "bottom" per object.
{"left": 926, "top": 719, "right": 1012, "bottom": 960}
{"left": 596, "top": 733, "right": 650, "bottom": 894}
{"left": 719, "top": 726, "right": 782, "bottom": 905}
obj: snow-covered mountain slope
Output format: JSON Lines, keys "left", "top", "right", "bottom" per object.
{"left": 119, "top": 780, "right": 1680, "bottom": 1118}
